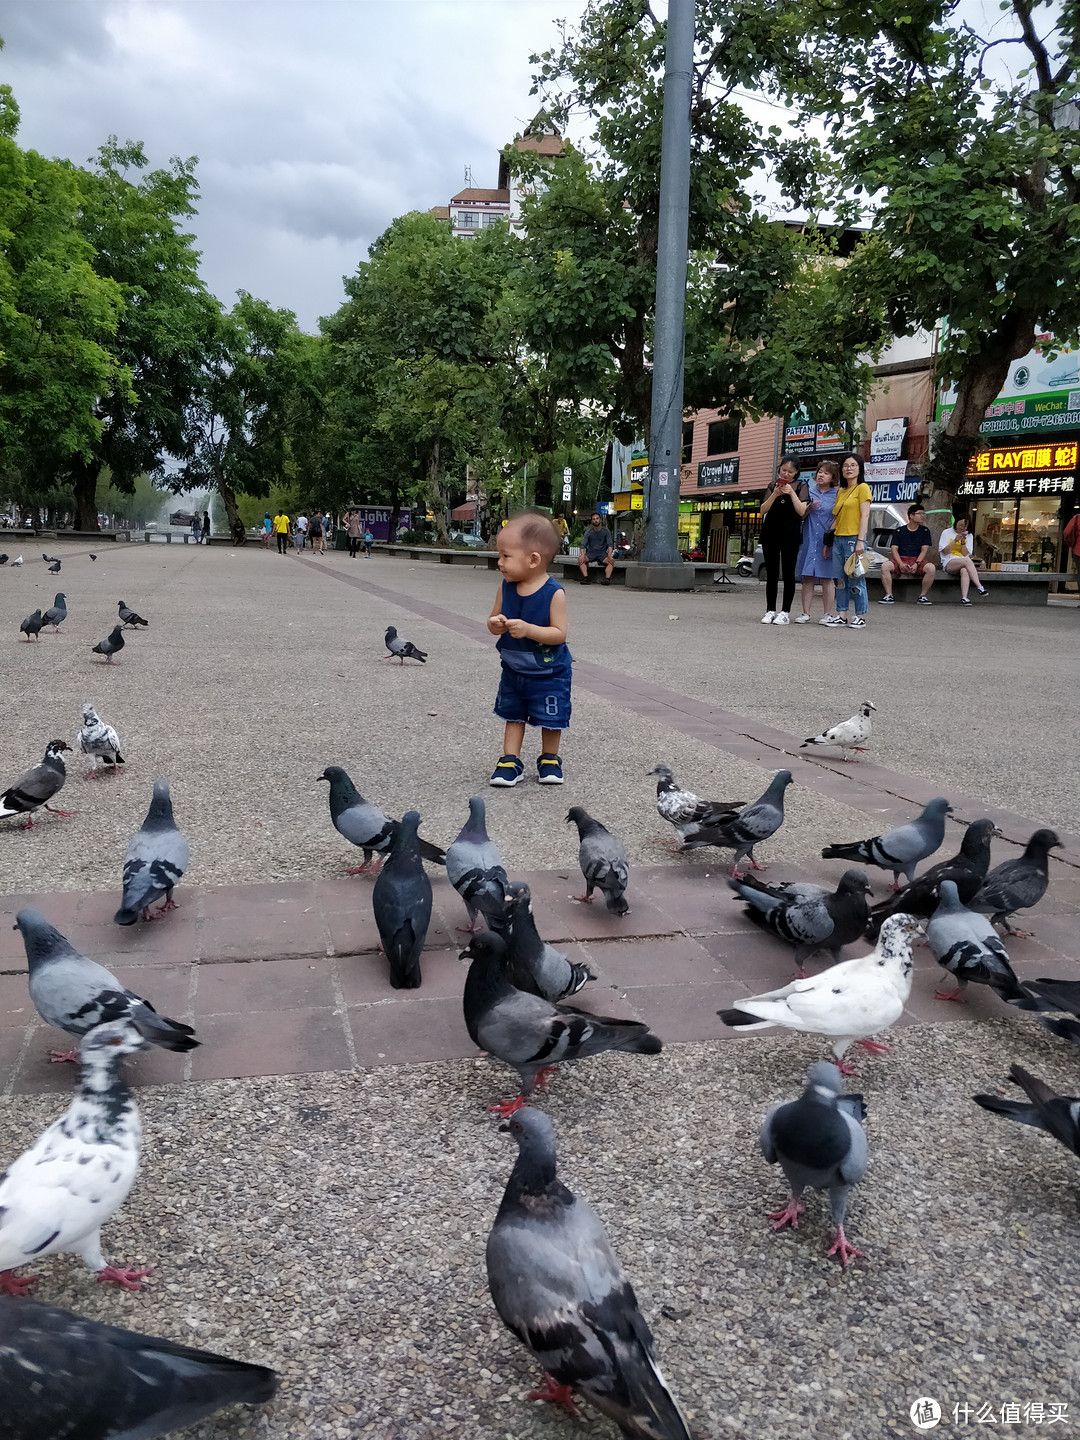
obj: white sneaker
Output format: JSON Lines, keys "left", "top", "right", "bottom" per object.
{"left": 793, "top": 613, "right": 810, "bottom": 624}
{"left": 818, "top": 615, "right": 835, "bottom": 626}
{"left": 823, "top": 615, "right": 847, "bottom": 627}
{"left": 772, "top": 611, "right": 790, "bottom": 625}
{"left": 761, "top": 611, "right": 777, "bottom": 624}
{"left": 848, "top": 615, "right": 867, "bottom": 628}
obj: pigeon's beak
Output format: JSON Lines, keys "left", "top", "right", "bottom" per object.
{"left": 993, "top": 827, "right": 1004, "bottom": 838}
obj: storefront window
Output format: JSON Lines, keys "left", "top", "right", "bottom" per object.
{"left": 1016, "top": 498, "right": 1061, "bottom": 569}
{"left": 972, "top": 498, "right": 1063, "bottom": 568}
{"left": 972, "top": 500, "right": 1015, "bottom": 565}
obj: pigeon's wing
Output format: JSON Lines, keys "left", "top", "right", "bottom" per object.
{"left": 120, "top": 827, "right": 190, "bottom": 912}
{"left": 446, "top": 837, "right": 502, "bottom": 888}
{"left": 579, "top": 832, "right": 629, "bottom": 893}
{"left": 334, "top": 801, "right": 395, "bottom": 852}
{"left": 838, "top": 1108, "right": 869, "bottom": 1185}
{"left": 27, "top": 954, "right": 132, "bottom": 1033}
{"left": 777, "top": 896, "right": 834, "bottom": 945}
{"left": 974, "top": 859, "right": 1047, "bottom": 913}
{"left": 758, "top": 1103, "right": 781, "bottom": 1164}
{"left": 476, "top": 988, "right": 565, "bottom": 1067}
{"left": 2, "top": 761, "right": 62, "bottom": 809}
{"left": 656, "top": 786, "right": 705, "bottom": 825}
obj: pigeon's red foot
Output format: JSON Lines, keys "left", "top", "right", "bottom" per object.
{"left": 570, "top": 893, "right": 594, "bottom": 904}
{"left": 456, "top": 918, "right": 484, "bottom": 934}
{"left": 748, "top": 859, "right": 769, "bottom": 872}
{"left": 84, "top": 770, "right": 102, "bottom": 782}
{"left": 835, "top": 1058, "right": 859, "bottom": 1077}
{"left": 45, "top": 807, "right": 77, "bottom": 819}
{"left": 534, "top": 1065, "right": 560, "bottom": 1092}
{"left": 21, "top": 817, "right": 34, "bottom": 829}
{"left": 49, "top": 1047, "right": 80, "bottom": 1064}
{"left": 888, "top": 882, "right": 901, "bottom": 892}
{"left": 856, "top": 1038, "right": 891, "bottom": 1056}
{"left": 826, "top": 1226, "right": 864, "bottom": 1268}
{"left": 97, "top": 1264, "right": 154, "bottom": 1291}
{"left": 793, "top": 966, "right": 809, "bottom": 980}
{"left": 345, "top": 863, "right": 373, "bottom": 875}
{"left": 934, "top": 987, "right": 967, "bottom": 1003}
{"left": 488, "top": 1096, "right": 527, "bottom": 1119}
{"left": 156, "top": 896, "right": 178, "bottom": 914}
{"left": 140, "top": 907, "right": 158, "bottom": 922}
{"left": 527, "top": 1375, "right": 581, "bottom": 1417}
{"left": 1004, "top": 926, "right": 1033, "bottom": 939}
{"left": 769, "top": 1197, "right": 805, "bottom": 1231}
{"left": 0, "top": 1269, "right": 39, "bottom": 1296}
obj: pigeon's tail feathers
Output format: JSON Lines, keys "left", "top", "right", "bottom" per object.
{"left": 603, "top": 887, "right": 630, "bottom": 915}
{"left": 822, "top": 841, "right": 870, "bottom": 864}
{"left": 404, "top": 641, "right": 427, "bottom": 662}
{"left": 113, "top": 905, "right": 140, "bottom": 926}
{"left": 717, "top": 1006, "right": 773, "bottom": 1030}
{"left": 729, "top": 876, "right": 780, "bottom": 916}
{"left": 418, "top": 837, "right": 447, "bottom": 866}
{"left": 1009, "top": 1063, "right": 1060, "bottom": 1109}
{"left": 1040, "top": 1014, "right": 1080, "bottom": 1048}
{"left": 991, "top": 976, "right": 1059, "bottom": 1012}
{"left": 837, "top": 1093, "right": 867, "bottom": 1123}
{"left": 972, "top": 1093, "right": 1045, "bottom": 1130}
{"left": 131, "top": 1002, "right": 199, "bottom": 1052}
{"left": 562, "top": 961, "right": 596, "bottom": 998}
{"left": 592, "top": 1310, "right": 694, "bottom": 1440}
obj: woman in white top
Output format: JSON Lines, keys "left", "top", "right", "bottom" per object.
{"left": 937, "top": 515, "right": 988, "bottom": 604}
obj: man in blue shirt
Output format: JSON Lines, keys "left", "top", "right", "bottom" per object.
{"left": 577, "top": 512, "right": 614, "bottom": 585}
{"left": 879, "top": 503, "right": 936, "bottom": 605}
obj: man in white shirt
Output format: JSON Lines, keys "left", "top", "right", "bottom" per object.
{"left": 296, "top": 514, "right": 309, "bottom": 550}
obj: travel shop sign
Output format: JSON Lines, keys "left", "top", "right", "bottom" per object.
{"left": 936, "top": 337, "right": 1080, "bottom": 436}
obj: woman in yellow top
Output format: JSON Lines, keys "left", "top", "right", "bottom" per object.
{"left": 829, "top": 453, "right": 872, "bottom": 628}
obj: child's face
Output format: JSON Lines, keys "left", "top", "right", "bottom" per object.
{"left": 497, "top": 527, "right": 541, "bottom": 583}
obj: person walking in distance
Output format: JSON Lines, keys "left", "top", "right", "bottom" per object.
{"left": 202, "top": 510, "right": 211, "bottom": 545}
{"left": 759, "top": 454, "right": 809, "bottom": 625}
{"left": 346, "top": 509, "right": 362, "bottom": 558}
{"left": 363, "top": 528, "right": 374, "bottom": 557}
{"left": 938, "top": 513, "right": 988, "bottom": 605}
{"left": 272, "top": 509, "right": 290, "bottom": 555}
{"left": 309, "top": 511, "right": 324, "bottom": 556}
{"left": 577, "top": 512, "right": 614, "bottom": 585}
{"left": 295, "top": 513, "right": 308, "bottom": 551}
{"left": 794, "top": 459, "right": 840, "bottom": 624}
{"left": 261, "top": 512, "right": 273, "bottom": 548}
{"left": 190, "top": 512, "right": 202, "bottom": 545}
{"left": 830, "top": 453, "right": 872, "bottom": 628}
{"left": 879, "top": 503, "right": 936, "bottom": 605}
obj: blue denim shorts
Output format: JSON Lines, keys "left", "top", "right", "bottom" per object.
{"left": 494, "top": 665, "right": 572, "bottom": 729}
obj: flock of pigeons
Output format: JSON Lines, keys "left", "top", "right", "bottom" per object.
{"left": 17, "top": 579, "right": 149, "bottom": 663}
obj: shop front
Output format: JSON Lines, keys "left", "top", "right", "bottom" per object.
{"left": 680, "top": 493, "right": 766, "bottom": 562}
{"left": 955, "top": 439, "right": 1078, "bottom": 572}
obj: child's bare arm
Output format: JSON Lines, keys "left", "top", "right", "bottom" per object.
{"left": 487, "top": 584, "right": 507, "bottom": 635}
{"left": 504, "top": 587, "right": 567, "bottom": 645}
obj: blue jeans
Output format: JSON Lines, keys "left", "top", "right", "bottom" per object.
{"left": 833, "top": 535, "right": 868, "bottom": 615}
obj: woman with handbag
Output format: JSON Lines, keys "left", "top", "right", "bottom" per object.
{"left": 830, "top": 453, "right": 872, "bottom": 628}
{"left": 758, "top": 454, "right": 810, "bottom": 625}
{"left": 794, "top": 459, "right": 840, "bottom": 624}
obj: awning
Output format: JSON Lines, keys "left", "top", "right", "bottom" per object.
{"left": 451, "top": 502, "right": 477, "bottom": 521}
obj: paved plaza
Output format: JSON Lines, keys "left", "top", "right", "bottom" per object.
{"left": 1, "top": 539, "right": 1079, "bottom": 1439}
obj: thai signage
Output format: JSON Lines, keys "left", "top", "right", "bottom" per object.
{"left": 937, "top": 337, "right": 1080, "bottom": 436}
{"left": 697, "top": 458, "right": 740, "bottom": 487}
{"left": 869, "top": 418, "right": 909, "bottom": 463}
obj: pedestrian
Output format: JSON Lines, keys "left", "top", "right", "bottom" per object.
{"left": 202, "top": 511, "right": 211, "bottom": 544}
{"left": 261, "top": 512, "right": 272, "bottom": 548}
{"left": 346, "top": 509, "right": 362, "bottom": 558}
{"left": 487, "top": 512, "right": 570, "bottom": 788}
{"left": 309, "top": 511, "right": 324, "bottom": 555}
{"left": 759, "top": 453, "right": 810, "bottom": 625}
{"left": 190, "top": 513, "right": 202, "bottom": 545}
{"left": 830, "top": 453, "right": 872, "bottom": 628}
{"left": 363, "top": 528, "right": 374, "bottom": 557}
{"left": 938, "top": 514, "right": 988, "bottom": 605}
{"left": 1063, "top": 509, "right": 1080, "bottom": 593}
{"left": 577, "top": 511, "right": 614, "bottom": 584}
{"left": 794, "top": 459, "right": 840, "bottom": 624}
{"left": 296, "top": 513, "right": 308, "bottom": 550}
{"left": 323, "top": 512, "right": 333, "bottom": 549}
{"left": 880, "top": 502, "right": 936, "bottom": 605}
{"left": 554, "top": 514, "right": 570, "bottom": 552}
{"left": 272, "top": 510, "right": 290, "bottom": 555}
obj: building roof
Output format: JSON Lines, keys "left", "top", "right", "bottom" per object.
{"left": 450, "top": 188, "right": 510, "bottom": 205}
{"left": 429, "top": 206, "right": 450, "bottom": 221}
{"left": 514, "top": 133, "right": 565, "bottom": 158}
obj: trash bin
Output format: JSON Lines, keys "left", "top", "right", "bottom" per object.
{"left": 333, "top": 528, "right": 347, "bottom": 551}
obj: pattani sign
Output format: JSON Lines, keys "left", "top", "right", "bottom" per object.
{"left": 937, "top": 336, "right": 1080, "bottom": 436}
{"left": 783, "top": 420, "right": 850, "bottom": 455}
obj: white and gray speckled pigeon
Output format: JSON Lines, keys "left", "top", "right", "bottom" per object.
{"left": 78, "top": 701, "right": 125, "bottom": 778}
{"left": 487, "top": 1108, "right": 693, "bottom": 1439}
{"left": 372, "top": 810, "right": 432, "bottom": 989}
{"left": 760, "top": 1061, "right": 868, "bottom": 1268}
{"left": 0, "top": 1297, "right": 278, "bottom": 1440}
{"left": 684, "top": 769, "right": 793, "bottom": 876}
{"left": 117, "top": 599, "right": 149, "bottom": 627}
{"left": 503, "top": 881, "right": 594, "bottom": 1001}
{"left": 446, "top": 796, "right": 507, "bottom": 933}
{"left": 866, "top": 818, "right": 999, "bottom": 938}
{"left": 19, "top": 608, "right": 42, "bottom": 642}
{"left": 14, "top": 908, "right": 198, "bottom": 1058}
{"left": 383, "top": 625, "right": 427, "bottom": 664}
{"left": 567, "top": 806, "right": 630, "bottom": 915}
{"left": 11, "top": 555, "right": 22, "bottom": 566}
{"left": 822, "top": 797, "right": 952, "bottom": 889}
{"left": 971, "top": 828, "right": 1062, "bottom": 936}
{"left": 114, "top": 780, "right": 189, "bottom": 924}
{"left": 462, "top": 931, "right": 660, "bottom": 1116}
{"left": 731, "top": 868, "right": 873, "bottom": 974}
{"left": 318, "top": 765, "right": 445, "bottom": 871}
{"left": 91, "top": 624, "right": 125, "bottom": 663}
{"left": 41, "top": 591, "right": 67, "bottom": 631}
{"left": 974, "top": 1064, "right": 1080, "bottom": 1160}
{"left": 0, "top": 740, "right": 74, "bottom": 827}
{"left": 647, "top": 763, "right": 745, "bottom": 846}
{"left": 0, "top": 1019, "right": 153, "bottom": 1296}
{"left": 718, "top": 914, "right": 919, "bottom": 1074}
{"left": 926, "top": 881, "right": 1048, "bottom": 1008}
{"left": 801, "top": 700, "right": 876, "bottom": 761}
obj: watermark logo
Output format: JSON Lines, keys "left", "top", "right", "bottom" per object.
{"left": 911, "top": 1398, "right": 942, "bottom": 1430}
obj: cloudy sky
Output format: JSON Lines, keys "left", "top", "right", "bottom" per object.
{"left": 0, "top": 0, "right": 590, "bottom": 331}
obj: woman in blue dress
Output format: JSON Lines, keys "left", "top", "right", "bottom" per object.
{"left": 794, "top": 459, "right": 840, "bottom": 624}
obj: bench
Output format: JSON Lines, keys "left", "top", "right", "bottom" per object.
{"left": 865, "top": 571, "right": 1073, "bottom": 607}
{"left": 555, "top": 558, "right": 734, "bottom": 588}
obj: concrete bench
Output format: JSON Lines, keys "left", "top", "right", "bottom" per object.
{"left": 866, "top": 571, "right": 1072, "bottom": 607}
{"left": 555, "top": 557, "right": 734, "bottom": 588}
{"left": 373, "top": 544, "right": 734, "bottom": 589}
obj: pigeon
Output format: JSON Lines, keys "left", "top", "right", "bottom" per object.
{"left": 114, "top": 779, "right": 190, "bottom": 924}
{"left": 42, "top": 591, "right": 67, "bottom": 631}
{"left": 647, "top": 763, "right": 745, "bottom": 846}
{"left": 0, "top": 1296, "right": 278, "bottom": 1440}
{"left": 317, "top": 765, "right": 446, "bottom": 870}
{"left": 974, "top": 1064, "right": 1080, "bottom": 1160}
{"left": 971, "top": 827, "right": 1062, "bottom": 936}
{"left": 1022, "top": 978, "right": 1080, "bottom": 1041}
{"left": 462, "top": 931, "right": 660, "bottom": 1114}
{"left": 822, "top": 796, "right": 952, "bottom": 889}
{"left": 48, "top": 558, "right": 61, "bottom": 573}
{"left": 680, "top": 769, "right": 793, "bottom": 876}
{"left": 89, "top": 552, "right": 97, "bottom": 559}
{"left": 14, "top": 908, "right": 199, "bottom": 1058}
{"left": 383, "top": 625, "right": 427, "bottom": 664}
{"left": 567, "top": 805, "right": 630, "bottom": 914}
{"left": 0, "top": 1019, "right": 153, "bottom": 1296}
{"left": 503, "top": 881, "right": 594, "bottom": 1001}
{"left": 730, "top": 867, "right": 873, "bottom": 974}
{"left": 0, "top": 740, "right": 74, "bottom": 827}
{"left": 926, "top": 880, "right": 1048, "bottom": 1007}
{"left": 11, "top": 555, "right": 21, "bottom": 566}
{"left": 865, "top": 818, "right": 999, "bottom": 938}
{"left": 759, "top": 1061, "right": 868, "bottom": 1267}
{"left": 446, "top": 796, "right": 508, "bottom": 933}
{"left": 78, "top": 701, "right": 125, "bottom": 778}
{"left": 801, "top": 700, "right": 876, "bottom": 761}
{"left": 19, "top": 608, "right": 42, "bottom": 641}
{"left": 91, "top": 623, "right": 125, "bottom": 663}
{"left": 371, "top": 810, "right": 432, "bottom": 988}
{"left": 118, "top": 598, "right": 149, "bottom": 627}
{"left": 42, "top": 552, "right": 59, "bottom": 563}
{"left": 0, "top": 553, "right": 7, "bottom": 565}
{"left": 487, "top": 1108, "right": 693, "bottom": 1439}
{"left": 718, "top": 914, "right": 919, "bottom": 1074}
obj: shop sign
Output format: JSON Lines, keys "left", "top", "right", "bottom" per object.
{"left": 783, "top": 419, "right": 851, "bottom": 454}
{"left": 956, "top": 473, "right": 1076, "bottom": 499}
{"left": 698, "top": 457, "right": 740, "bottom": 486}
{"left": 937, "top": 333, "right": 1080, "bottom": 436}
{"left": 864, "top": 460, "right": 920, "bottom": 504}
{"left": 597, "top": 501, "right": 614, "bottom": 514}
{"left": 695, "top": 498, "right": 759, "bottom": 512}
{"left": 966, "top": 440, "right": 1078, "bottom": 478}
{"left": 869, "top": 417, "right": 909, "bottom": 463}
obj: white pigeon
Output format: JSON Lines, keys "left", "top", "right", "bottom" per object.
{"left": 11, "top": 555, "right": 22, "bottom": 567}
{"left": 801, "top": 701, "right": 876, "bottom": 761}
{"left": 718, "top": 913, "right": 919, "bottom": 1073}
{"left": 78, "top": 701, "right": 125, "bottom": 779}
{"left": 0, "top": 1019, "right": 152, "bottom": 1296}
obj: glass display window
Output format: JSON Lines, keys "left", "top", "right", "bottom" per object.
{"left": 1015, "top": 498, "right": 1061, "bottom": 570}
{"left": 972, "top": 500, "right": 1016, "bottom": 565}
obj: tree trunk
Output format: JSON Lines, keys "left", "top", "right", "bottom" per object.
{"left": 217, "top": 479, "right": 241, "bottom": 536}
{"left": 388, "top": 477, "right": 401, "bottom": 540}
{"left": 534, "top": 454, "right": 553, "bottom": 509}
{"left": 427, "top": 441, "right": 450, "bottom": 544}
{"left": 71, "top": 461, "right": 101, "bottom": 532}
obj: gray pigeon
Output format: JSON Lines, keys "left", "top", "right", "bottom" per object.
{"left": 14, "top": 908, "right": 199, "bottom": 1057}
{"left": 866, "top": 818, "right": 999, "bottom": 938}
{"left": 822, "top": 796, "right": 953, "bottom": 888}
{"left": 503, "top": 881, "right": 594, "bottom": 1001}
{"left": 117, "top": 599, "right": 149, "bottom": 627}
{"left": 383, "top": 625, "right": 427, "bottom": 664}
{"left": 19, "top": 609, "right": 42, "bottom": 642}
{"left": 0, "top": 740, "right": 74, "bottom": 827}
{"left": 462, "top": 931, "right": 661, "bottom": 1115}
{"left": 971, "top": 828, "right": 1062, "bottom": 936}
{"left": 114, "top": 779, "right": 190, "bottom": 924}
{"left": 91, "top": 624, "right": 125, "bottom": 663}
{"left": 48, "top": 558, "right": 61, "bottom": 573}
{"left": 78, "top": 701, "right": 125, "bottom": 777}
{"left": 759, "top": 1061, "right": 868, "bottom": 1268}
{"left": 487, "top": 1108, "right": 693, "bottom": 1439}
{"left": 0, "top": 554, "right": 7, "bottom": 565}
{"left": 974, "top": 1064, "right": 1080, "bottom": 1159}
{"left": 681, "top": 769, "right": 793, "bottom": 875}
{"left": 371, "top": 810, "right": 432, "bottom": 988}
{"left": 445, "top": 796, "right": 507, "bottom": 933}
{"left": 0, "top": 1297, "right": 278, "bottom": 1440}
{"left": 567, "top": 806, "right": 630, "bottom": 914}
{"left": 731, "top": 868, "right": 873, "bottom": 974}
{"left": 647, "top": 763, "right": 745, "bottom": 846}
{"left": 927, "top": 880, "right": 1049, "bottom": 1008}
{"left": 42, "top": 591, "right": 67, "bottom": 631}
{"left": 317, "top": 765, "right": 446, "bottom": 870}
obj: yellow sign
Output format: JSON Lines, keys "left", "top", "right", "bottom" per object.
{"left": 967, "top": 442, "right": 1078, "bottom": 478}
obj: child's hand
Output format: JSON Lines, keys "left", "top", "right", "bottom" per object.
{"left": 488, "top": 613, "right": 508, "bottom": 635}
{"left": 504, "top": 618, "right": 530, "bottom": 639}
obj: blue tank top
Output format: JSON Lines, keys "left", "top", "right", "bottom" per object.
{"left": 496, "top": 578, "right": 571, "bottom": 674}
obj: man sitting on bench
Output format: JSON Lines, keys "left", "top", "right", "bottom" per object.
{"left": 879, "top": 502, "right": 935, "bottom": 606}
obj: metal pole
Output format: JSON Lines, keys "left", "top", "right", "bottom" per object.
{"left": 642, "top": 0, "right": 694, "bottom": 565}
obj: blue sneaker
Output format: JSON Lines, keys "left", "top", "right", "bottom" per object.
{"left": 537, "top": 753, "right": 564, "bottom": 785}
{"left": 490, "top": 755, "right": 525, "bottom": 787}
